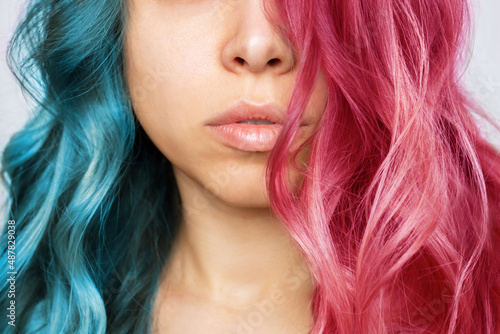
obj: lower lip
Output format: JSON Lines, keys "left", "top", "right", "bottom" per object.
{"left": 206, "top": 123, "right": 303, "bottom": 152}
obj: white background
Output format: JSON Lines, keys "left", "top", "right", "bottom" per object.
{"left": 0, "top": 0, "right": 499, "bottom": 220}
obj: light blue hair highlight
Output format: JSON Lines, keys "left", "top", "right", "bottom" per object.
{"left": 1, "top": 0, "right": 181, "bottom": 332}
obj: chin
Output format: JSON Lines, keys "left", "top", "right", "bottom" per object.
{"left": 202, "top": 172, "right": 271, "bottom": 208}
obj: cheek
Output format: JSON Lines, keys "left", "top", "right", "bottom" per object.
{"left": 124, "top": 19, "right": 217, "bottom": 161}
{"left": 124, "top": 2, "right": 220, "bottom": 103}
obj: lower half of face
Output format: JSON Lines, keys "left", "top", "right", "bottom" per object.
{"left": 124, "top": 0, "right": 328, "bottom": 208}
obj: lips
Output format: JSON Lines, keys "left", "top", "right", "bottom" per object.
{"left": 205, "top": 100, "right": 286, "bottom": 126}
{"left": 205, "top": 100, "right": 307, "bottom": 152}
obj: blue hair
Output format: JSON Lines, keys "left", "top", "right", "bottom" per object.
{"left": 1, "top": 0, "right": 181, "bottom": 332}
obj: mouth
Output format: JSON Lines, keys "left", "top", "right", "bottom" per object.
{"left": 236, "top": 119, "right": 276, "bottom": 125}
{"left": 205, "top": 100, "right": 308, "bottom": 152}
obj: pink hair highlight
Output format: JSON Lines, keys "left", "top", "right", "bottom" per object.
{"left": 263, "top": 0, "right": 500, "bottom": 332}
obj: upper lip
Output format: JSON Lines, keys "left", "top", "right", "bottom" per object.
{"left": 206, "top": 100, "right": 300, "bottom": 126}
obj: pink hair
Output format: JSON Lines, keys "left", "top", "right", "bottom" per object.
{"left": 264, "top": 0, "right": 500, "bottom": 332}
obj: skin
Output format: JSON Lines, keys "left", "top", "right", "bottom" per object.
{"left": 124, "top": 0, "right": 328, "bottom": 332}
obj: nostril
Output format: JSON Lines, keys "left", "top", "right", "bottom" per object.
{"left": 233, "top": 57, "right": 282, "bottom": 70}
{"left": 268, "top": 58, "right": 281, "bottom": 66}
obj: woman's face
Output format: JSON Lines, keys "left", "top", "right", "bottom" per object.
{"left": 124, "top": 0, "right": 328, "bottom": 208}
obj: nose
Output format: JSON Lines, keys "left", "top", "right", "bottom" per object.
{"left": 220, "top": 0, "right": 296, "bottom": 75}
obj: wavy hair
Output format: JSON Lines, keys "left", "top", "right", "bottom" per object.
{"left": 2, "top": 0, "right": 500, "bottom": 333}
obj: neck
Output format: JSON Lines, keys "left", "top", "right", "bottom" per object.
{"left": 160, "top": 167, "right": 314, "bottom": 310}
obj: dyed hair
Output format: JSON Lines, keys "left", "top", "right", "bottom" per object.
{"left": 1, "top": 0, "right": 499, "bottom": 333}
